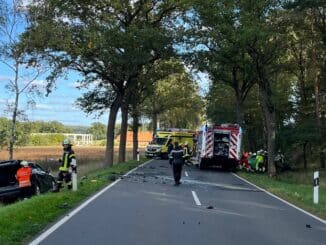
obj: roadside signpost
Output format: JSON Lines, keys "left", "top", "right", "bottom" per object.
{"left": 313, "top": 171, "right": 319, "bottom": 204}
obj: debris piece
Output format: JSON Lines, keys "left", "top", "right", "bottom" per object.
{"left": 306, "top": 224, "right": 312, "bottom": 229}
{"left": 206, "top": 206, "right": 214, "bottom": 209}
{"left": 58, "top": 203, "right": 69, "bottom": 209}
{"left": 108, "top": 175, "right": 116, "bottom": 181}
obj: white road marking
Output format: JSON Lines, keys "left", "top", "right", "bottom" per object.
{"left": 232, "top": 173, "right": 326, "bottom": 225}
{"left": 29, "top": 160, "right": 153, "bottom": 245}
{"left": 185, "top": 171, "right": 189, "bottom": 177}
{"left": 191, "top": 190, "right": 201, "bottom": 206}
{"left": 156, "top": 175, "right": 257, "bottom": 191}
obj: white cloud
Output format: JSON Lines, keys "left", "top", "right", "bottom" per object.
{"left": 35, "top": 103, "right": 52, "bottom": 110}
{"left": 68, "top": 82, "right": 80, "bottom": 88}
{"left": 0, "top": 75, "right": 13, "bottom": 81}
{"left": 28, "top": 79, "right": 47, "bottom": 87}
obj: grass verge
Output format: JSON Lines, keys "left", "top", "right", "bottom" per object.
{"left": 0, "top": 158, "right": 148, "bottom": 245}
{"left": 237, "top": 169, "right": 326, "bottom": 221}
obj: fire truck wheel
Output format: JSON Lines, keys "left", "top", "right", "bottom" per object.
{"left": 199, "top": 158, "right": 206, "bottom": 170}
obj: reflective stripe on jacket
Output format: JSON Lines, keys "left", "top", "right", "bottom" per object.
{"left": 170, "top": 149, "right": 184, "bottom": 165}
{"left": 16, "top": 167, "right": 32, "bottom": 187}
{"left": 59, "top": 150, "right": 76, "bottom": 171}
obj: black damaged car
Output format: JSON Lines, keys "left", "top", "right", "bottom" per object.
{"left": 0, "top": 160, "right": 57, "bottom": 201}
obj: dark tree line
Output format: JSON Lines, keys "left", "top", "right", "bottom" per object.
{"left": 1, "top": 0, "right": 324, "bottom": 174}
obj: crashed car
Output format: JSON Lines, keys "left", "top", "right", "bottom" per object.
{"left": 0, "top": 160, "right": 57, "bottom": 201}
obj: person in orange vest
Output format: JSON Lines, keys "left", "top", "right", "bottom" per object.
{"left": 16, "top": 160, "right": 33, "bottom": 198}
{"left": 57, "top": 139, "right": 77, "bottom": 190}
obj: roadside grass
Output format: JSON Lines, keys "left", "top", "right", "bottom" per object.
{"left": 238, "top": 169, "right": 326, "bottom": 220}
{"left": 0, "top": 158, "right": 148, "bottom": 245}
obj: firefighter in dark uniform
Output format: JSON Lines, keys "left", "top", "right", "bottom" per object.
{"left": 57, "top": 139, "right": 77, "bottom": 189}
{"left": 169, "top": 142, "right": 185, "bottom": 186}
{"left": 167, "top": 139, "right": 174, "bottom": 165}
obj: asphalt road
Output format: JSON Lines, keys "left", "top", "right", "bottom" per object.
{"left": 31, "top": 159, "right": 326, "bottom": 245}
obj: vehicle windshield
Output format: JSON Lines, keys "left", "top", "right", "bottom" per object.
{"left": 152, "top": 137, "right": 167, "bottom": 145}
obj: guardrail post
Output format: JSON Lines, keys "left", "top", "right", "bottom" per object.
{"left": 313, "top": 171, "right": 319, "bottom": 204}
{"left": 72, "top": 170, "right": 77, "bottom": 191}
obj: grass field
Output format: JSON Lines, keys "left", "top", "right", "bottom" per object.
{"left": 0, "top": 146, "right": 111, "bottom": 162}
{"left": 0, "top": 146, "right": 145, "bottom": 176}
{"left": 238, "top": 169, "right": 326, "bottom": 220}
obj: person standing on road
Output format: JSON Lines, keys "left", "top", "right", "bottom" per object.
{"left": 16, "top": 160, "right": 33, "bottom": 198}
{"left": 183, "top": 141, "right": 191, "bottom": 165}
{"left": 57, "top": 139, "right": 77, "bottom": 190}
{"left": 169, "top": 142, "right": 185, "bottom": 186}
{"left": 167, "top": 139, "right": 174, "bottom": 165}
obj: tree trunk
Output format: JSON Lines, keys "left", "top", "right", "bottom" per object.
{"left": 303, "top": 141, "right": 308, "bottom": 169}
{"left": 298, "top": 39, "right": 308, "bottom": 106}
{"left": 118, "top": 102, "right": 128, "bottom": 163}
{"left": 105, "top": 96, "right": 120, "bottom": 167}
{"left": 132, "top": 109, "right": 139, "bottom": 160}
{"left": 235, "top": 95, "right": 244, "bottom": 128}
{"left": 152, "top": 111, "right": 158, "bottom": 139}
{"left": 310, "top": 9, "right": 325, "bottom": 168}
{"left": 233, "top": 67, "right": 244, "bottom": 128}
{"left": 9, "top": 62, "right": 20, "bottom": 160}
{"left": 258, "top": 78, "right": 276, "bottom": 177}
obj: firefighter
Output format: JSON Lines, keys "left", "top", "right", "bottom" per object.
{"left": 167, "top": 139, "right": 174, "bottom": 165}
{"left": 256, "top": 150, "right": 264, "bottom": 172}
{"left": 16, "top": 160, "right": 33, "bottom": 198}
{"left": 183, "top": 141, "right": 191, "bottom": 165}
{"left": 57, "top": 139, "right": 77, "bottom": 190}
{"left": 169, "top": 142, "right": 185, "bottom": 186}
{"left": 274, "top": 150, "right": 290, "bottom": 172}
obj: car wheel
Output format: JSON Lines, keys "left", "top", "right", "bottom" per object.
{"left": 52, "top": 180, "right": 59, "bottom": 192}
{"left": 34, "top": 183, "right": 41, "bottom": 195}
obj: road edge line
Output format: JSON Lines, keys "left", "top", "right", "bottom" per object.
{"left": 191, "top": 190, "right": 201, "bottom": 206}
{"left": 232, "top": 173, "right": 326, "bottom": 225}
{"left": 29, "top": 159, "right": 153, "bottom": 245}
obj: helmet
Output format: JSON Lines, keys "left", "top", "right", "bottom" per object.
{"left": 184, "top": 141, "right": 188, "bottom": 145}
{"left": 63, "top": 138, "right": 72, "bottom": 145}
{"left": 20, "top": 160, "right": 28, "bottom": 167}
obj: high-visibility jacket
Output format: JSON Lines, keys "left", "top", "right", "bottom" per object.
{"left": 256, "top": 155, "right": 264, "bottom": 169}
{"left": 59, "top": 150, "right": 76, "bottom": 172}
{"left": 16, "top": 167, "right": 32, "bottom": 187}
{"left": 183, "top": 146, "right": 190, "bottom": 158}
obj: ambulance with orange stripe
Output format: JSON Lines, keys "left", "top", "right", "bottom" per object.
{"left": 145, "top": 129, "right": 195, "bottom": 159}
{"left": 195, "top": 124, "right": 242, "bottom": 171}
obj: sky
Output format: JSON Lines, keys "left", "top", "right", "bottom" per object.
{"left": 0, "top": 69, "right": 209, "bottom": 127}
{"left": 0, "top": 0, "right": 209, "bottom": 127}
{"left": 0, "top": 0, "right": 109, "bottom": 126}
{"left": 0, "top": 73, "right": 109, "bottom": 126}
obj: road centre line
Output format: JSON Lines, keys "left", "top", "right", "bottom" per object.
{"left": 185, "top": 171, "right": 189, "bottom": 177}
{"left": 29, "top": 159, "right": 153, "bottom": 245}
{"left": 192, "top": 190, "right": 201, "bottom": 206}
{"left": 156, "top": 175, "right": 258, "bottom": 191}
{"left": 232, "top": 173, "right": 326, "bottom": 225}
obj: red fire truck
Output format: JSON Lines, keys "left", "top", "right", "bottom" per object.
{"left": 195, "top": 124, "right": 242, "bottom": 171}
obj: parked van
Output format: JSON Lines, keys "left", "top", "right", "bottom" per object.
{"left": 145, "top": 129, "right": 194, "bottom": 159}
